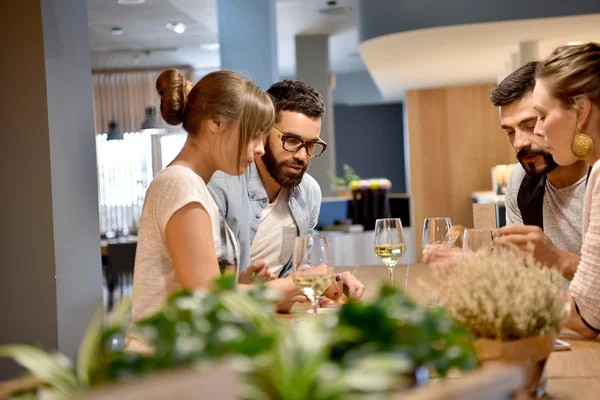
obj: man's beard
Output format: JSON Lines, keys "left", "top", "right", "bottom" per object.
{"left": 262, "top": 140, "right": 308, "bottom": 188}
{"left": 516, "top": 147, "right": 558, "bottom": 177}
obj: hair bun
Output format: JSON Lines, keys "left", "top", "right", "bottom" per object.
{"left": 156, "top": 69, "right": 194, "bottom": 126}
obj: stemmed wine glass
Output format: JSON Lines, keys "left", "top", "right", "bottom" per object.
{"left": 374, "top": 218, "right": 406, "bottom": 287}
{"left": 291, "top": 235, "right": 335, "bottom": 316}
{"left": 462, "top": 228, "right": 497, "bottom": 256}
{"left": 421, "top": 217, "right": 454, "bottom": 305}
{"left": 217, "top": 216, "right": 240, "bottom": 287}
{"left": 422, "top": 217, "right": 454, "bottom": 249}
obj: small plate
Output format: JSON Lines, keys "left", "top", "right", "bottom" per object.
{"left": 553, "top": 339, "right": 571, "bottom": 351}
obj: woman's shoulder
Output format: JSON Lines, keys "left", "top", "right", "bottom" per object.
{"left": 154, "top": 165, "right": 203, "bottom": 184}
{"left": 150, "top": 166, "right": 206, "bottom": 191}
{"left": 146, "top": 166, "right": 214, "bottom": 205}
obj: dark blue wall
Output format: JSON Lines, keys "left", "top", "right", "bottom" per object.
{"left": 334, "top": 103, "right": 406, "bottom": 193}
{"left": 357, "top": 0, "right": 600, "bottom": 41}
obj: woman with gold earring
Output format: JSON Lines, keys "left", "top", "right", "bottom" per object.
{"left": 533, "top": 42, "right": 600, "bottom": 339}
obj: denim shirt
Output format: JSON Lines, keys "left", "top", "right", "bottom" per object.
{"left": 208, "top": 163, "right": 322, "bottom": 277}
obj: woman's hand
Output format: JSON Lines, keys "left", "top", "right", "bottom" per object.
{"left": 238, "top": 259, "right": 277, "bottom": 284}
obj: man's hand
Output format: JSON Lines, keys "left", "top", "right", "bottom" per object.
{"left": 238, "top": 259, "right": 277, "bottom": 284}
{"left": 422, "top": 243, "right": 463, "bottom": 264}
{"left": 276, "top": 295, "right": 309, "bottom": 313}
{"left": 496, "top": 225, "right": 558, "bottom": 265}
{"left": 422, "top": 244, "right": 464, "bottom": 279}
{"left": 323, "top": 271, "right": 366, "bottom": 301}
{"left": 495, "top": 225, "right": 579, "bottom": 280}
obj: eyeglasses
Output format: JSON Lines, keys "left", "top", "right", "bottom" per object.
{"left": 271, "top": 127, "right": 327, "bottom": 158}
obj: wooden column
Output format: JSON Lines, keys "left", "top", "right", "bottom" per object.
{"left": 406, "top": 84, "right": 514, "bottom": 258}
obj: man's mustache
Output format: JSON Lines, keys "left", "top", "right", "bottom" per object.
{"left": 281, "top": 159, "right": 306, "bottom": 168}
{"left": 516, "top": 148, "right": 549, "bottom": 161}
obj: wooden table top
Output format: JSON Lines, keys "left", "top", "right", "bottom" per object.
{"left": 286, "top": 264, "right": 600, "bottom": 400}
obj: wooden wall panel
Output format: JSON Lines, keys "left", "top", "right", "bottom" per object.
{"left": 406, "top": 84, "right": 514, "bottom": 258}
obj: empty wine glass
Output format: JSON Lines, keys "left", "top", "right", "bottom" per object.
{"left": 291, "top": 235, "right": 335, "bottom": 316}
{"left": 462, "top": 228, "right": 497, "bottom": 256}
{"left": 422, "top": 217, "right": 455, "bottom": 306}
{"left": 374, "top": 218, "right": 406, "bottom": 287}
{"left": 422, "top": 217, "right": 453, "bottom": 249}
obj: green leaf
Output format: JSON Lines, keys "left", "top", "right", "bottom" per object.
{"left": 106, "top": 296, "right": 132, "bottom": 329}
{"left": 0, "top": 345, "right": 77, "bottom": 396}
{"left": 76, "top": 307, "right": 106, "bottom": 387}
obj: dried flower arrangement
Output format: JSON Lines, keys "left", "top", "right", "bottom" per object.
{"left": 435, "top": 248, "right": 570, "bottom": 341}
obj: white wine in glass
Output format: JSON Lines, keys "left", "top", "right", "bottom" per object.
{"left": 374, "top": 218, "right": 406, "bottom": 286}
{"left": 291, "top": 235, "right": 335, "bottom": 316}
{"left": 374, "top": 243, "right": 407, "bottom": 267}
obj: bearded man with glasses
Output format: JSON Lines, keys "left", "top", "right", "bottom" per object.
{"left": 208, "top": 80, "right": 365, "bottom": 301}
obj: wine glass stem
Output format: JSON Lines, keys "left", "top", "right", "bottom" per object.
{"left": 311, "top": 299, "right": 319, "bottom": 316}
{"left": 388, "top": 266, "right": 394, "bottom": 286}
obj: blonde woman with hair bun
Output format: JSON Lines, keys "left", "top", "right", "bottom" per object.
{"left": 130, "top": 69, "right": 306, "bottom": 330}
{"left": 533, "top": 42, "right": 600, "bottom": 338}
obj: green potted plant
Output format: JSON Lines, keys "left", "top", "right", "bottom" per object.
{"left": 0, "top": 278, "right": 478, "bottom": 399}
{"left": 330, "top": 164, "right": 361, "bottom": 197}
{"left": 240, "top": 284, "right": 477, "bottom": 399}
{"left": 330, "top": 285, "right": 477, "bottom": 381}
{"left": 435, "top": 248, "right": 570, "bottom": 398}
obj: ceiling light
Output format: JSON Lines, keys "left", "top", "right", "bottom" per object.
{"left": 318, "top": 0, "right": 353, "bottom": 15}
{"left": 200, "top": 43, "right": 220, "bottom": 51}
{"left": 118, "top": 0, "right": 146, "bottom": 4}
{"left": 111, "top": 27, "right": 123, "bottom": 36}
{"left": 107, "top": 121, "right": 123, "bottom": 141}
{"left": 166, "top": 22, "right": 186, "bottom": 34}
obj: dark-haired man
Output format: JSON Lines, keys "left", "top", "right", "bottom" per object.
{"left": 490, "top": 62, "right": 588, "bottom": 280}
{"left": 209, "top": 80, "right": 365, "bottom": 300}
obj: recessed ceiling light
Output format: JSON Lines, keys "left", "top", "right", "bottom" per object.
{"left": 111, "top": 27, "right": 123, "bottom": 36}
{"left": 166, "top": 22, "right": 187, "bottom": 34}
{"left": 118, "top": 0, "right": 146, "bottom": 4}
{"left": 200, "top": 43, "right": 220, "bottom": 51}
{"left": 318, "top": 5, "right": 353, "bottom": 15}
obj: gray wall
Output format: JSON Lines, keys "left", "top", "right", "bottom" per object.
{"left": 357, "top": 0, "right": 600, "bottom": 41}
{"left": 334, "top": 103, "right": 406, "bottom": 193}
{"left": 333, "top": 71, "right": 386, "bottom": 106}
{"left": 217, "top": 0, "right": 278, "bottom": 90}
{"left": 296, "top": 35, "right": 337, "bottom": 197}
{"left": 1, "top": 0, "right": 102, "bottom": 379}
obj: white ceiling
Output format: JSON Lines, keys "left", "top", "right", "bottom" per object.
{"left": 87, "top": 0, "right": 366, "bottom": 76}
{"left": 359, "top": 14, "right": 600, "bottom": 101}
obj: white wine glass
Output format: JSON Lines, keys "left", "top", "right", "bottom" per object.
{"left": 462, "top": 228, "right": 497, "bottom": 256}
{"left": 291, "top": 235, "right": 335, "bottom": 316}
{"left": 374, "top": 218, "right": 406, "bottom": 287}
